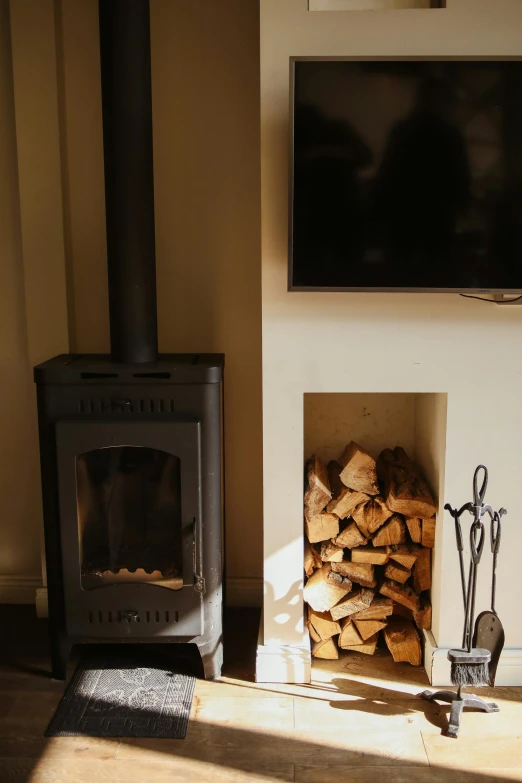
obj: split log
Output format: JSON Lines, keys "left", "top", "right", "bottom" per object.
{"left": 352, "top": 595, "right": 393, "bottom": 621}
{"left": 353, "top": 618, "right": 388, "bottom": 640}
{"left": 312, "top": 638, "right": 339, "bottom": 659}
{"left": 334, "top": 521, "right": 368, "bottom": 549}
{"left": 340, "top": 633, "right": 378, "bottom": 655}
{"left": 413, "top": 594, "right": 432, "bottom": 630}
{"left": 307, "top": 621, "right": 321, "bottom": 642}
{"left": 405, "top": 517, "right": 422, "bottom": 544}
{"left": 326, "top": 571, "right": 353, "bottom": 592}
{"left": 421, "top": 517, "right": 436, "bottom": 548}
{"left": 412, "top": 546, "right": 431, "bottom": 593}
{"left": 327, "top": 460, "right": 343, "bottom": 497}
{"left": 392, "top": 601, "right": 414, "bottom": 621}
{"left": 386, "top": 544, "right": 419, "bottom": 570}
{"left": 331, "top": 561, "right": 376, "bottom": 588}
{"left": 351, "top": 546, "right": 389, "bottom": 565}
{"left": 328, "top": 487, "right": 369, "bottom": 520}
{"left": 372, "top": 514, "right": 406, "bottom": 547}
{"left": 304, "top": 539, "right": 315, "bottom": 577}
{"left": 380, "top": 579, "right": 420, "bottom": 612}
{"left": 308, "top": 608, "right": 341, "bottom": 640}
{"left": 304, "top": 455, "right": 331, "bottom": 516}
{"left": 320, "top": 540, "right": 344, "bottom": 563}
{"left": 330, "top": 588, "right": 375, "bottom": 621}
{"left": 305, "top": 512, "right": 339, "bottom": 544}
{"left": 377, "top": 447, "right": 437, "bottom": 519}
{"left": 339, "top": 617, "right": 363, "bottom": 647}
{"left": 383, "top": 616, "right": 422, "bottom": 666}
{"left": 304, "top": 564, "right": 348, "bottom": 612}
{"left": 352, "top": 496, "right": 392, "bottom": 537}
{"left": 339, "top": 441, "right": 379, "bottom": 495}
{"left": 384, "top": 561, "right": 411, "bottom": 584}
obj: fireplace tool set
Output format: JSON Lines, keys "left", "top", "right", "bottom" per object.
{"left": 420, "top": 465, "right": 506, "bottom": 738}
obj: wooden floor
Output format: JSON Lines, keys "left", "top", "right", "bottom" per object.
{"left": 0, "top": 605, "right": 521, "bottom": 782}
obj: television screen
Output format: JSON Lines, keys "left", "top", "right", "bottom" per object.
{"left": 289, "top": 59, "right": 522, "bottom": 292}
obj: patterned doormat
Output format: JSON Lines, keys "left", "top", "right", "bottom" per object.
{"left": 45, "top": 651, "right": 196, "bottom": 738}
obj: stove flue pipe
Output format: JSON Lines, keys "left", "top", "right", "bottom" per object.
{"left": 99, "top": 0, "right": 158, "bottom": 364}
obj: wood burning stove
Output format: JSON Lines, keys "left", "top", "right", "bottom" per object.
{"left": 34, "top": 0, "right": 224, "bottom": 680}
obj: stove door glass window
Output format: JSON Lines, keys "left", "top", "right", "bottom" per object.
{"left": 77, "top": 446, "right": 183, "bottom": 590}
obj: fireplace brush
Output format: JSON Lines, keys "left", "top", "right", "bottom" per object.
{"left": 420, "top": 465, "right": 506, "bottom": 738}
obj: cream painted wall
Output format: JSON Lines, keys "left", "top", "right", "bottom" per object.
{"left": 53, "top": 1, "right": 263, "bottom": 582}
{"left": 260, "top": 0, "right": 522, "bottom": 653}
{"left": 0, "top": 0, "right": 261, "bottom": 599}
{"left": 0, "top": 0, "right": 41, "bottom": 581}
{"left": 304, "top": 392, "right": 418, "bottom": 462}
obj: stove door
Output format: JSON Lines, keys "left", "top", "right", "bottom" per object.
{"left": 56, "top": 420, "right": 203, "bottom": 638}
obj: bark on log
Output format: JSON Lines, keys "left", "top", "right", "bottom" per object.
{"left": 377, "top": 447, "right": 437, "bottom": 519}
{"left": 326, "top": 570, "right": 353, "bottom": 592}
{"left": 372, "top": 514, "right": 406, "bottom": 547}
{"left": 339, "top": 441, "right": 379, "bottom": 495}
{"left": 383, "top": 616, "right": 422, "bottom": 666}
{"left": 304, "top": 564, "right": 348, "bottom": 612}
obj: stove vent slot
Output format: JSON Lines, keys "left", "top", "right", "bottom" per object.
{"left": 87, "top": 609, "right": 178, "bottom": 625}
{"left": 78, "top": 398, "right": 175, "bottom": 414}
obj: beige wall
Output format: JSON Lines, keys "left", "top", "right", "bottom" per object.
{"left": 0, "top": 0, "right": 262, "bottom": 598}
{"left": 0, "top": 0, "right": 41, "bottom": 583}
{"left": 260, "top": 0, "right": 522, "bottom": 656}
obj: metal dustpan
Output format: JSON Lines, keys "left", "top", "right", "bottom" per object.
{"left": 472, "top": 509, "right": 506, "bottom": 685}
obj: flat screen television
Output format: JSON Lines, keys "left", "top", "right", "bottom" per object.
{"left": 289, "top": 58, "right": 522, "bottom": 293}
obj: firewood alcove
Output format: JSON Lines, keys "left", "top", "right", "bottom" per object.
{"left": 303, "top": 392, "right": 447, "bottom": 673}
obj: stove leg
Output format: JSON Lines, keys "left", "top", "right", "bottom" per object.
{"left": 51, "top": 637, "right": 70, "bottom": 681}
{"left": 197, "top": 639, "right": 223, "bottom": 680}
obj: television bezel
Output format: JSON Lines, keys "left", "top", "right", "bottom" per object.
{"left": 288, "top": 56, "right": 522, "bottom": 294}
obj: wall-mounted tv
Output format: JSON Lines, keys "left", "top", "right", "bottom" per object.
{"left": 289, "top": 58, "right": 522, "bottom": 293}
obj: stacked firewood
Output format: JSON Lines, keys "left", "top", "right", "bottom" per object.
{"left": 304, "top": 442, "right": 436, "bottom": 666}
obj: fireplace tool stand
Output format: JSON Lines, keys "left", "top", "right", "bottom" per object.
{"left": 419, "top": 465, "right": 506, "bottom": 738}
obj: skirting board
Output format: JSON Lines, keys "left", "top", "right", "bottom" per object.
{"left": 27, "top": 577, "right": 263, "bottom": 618}
{"left": 423, "top": 630, "right": 522, "bottom": 687}
{"left": 256, "top": 614, "right": 312, "bottom": 683}
{"left": 0, "top": 576, "right": 42, "bottom": 605}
